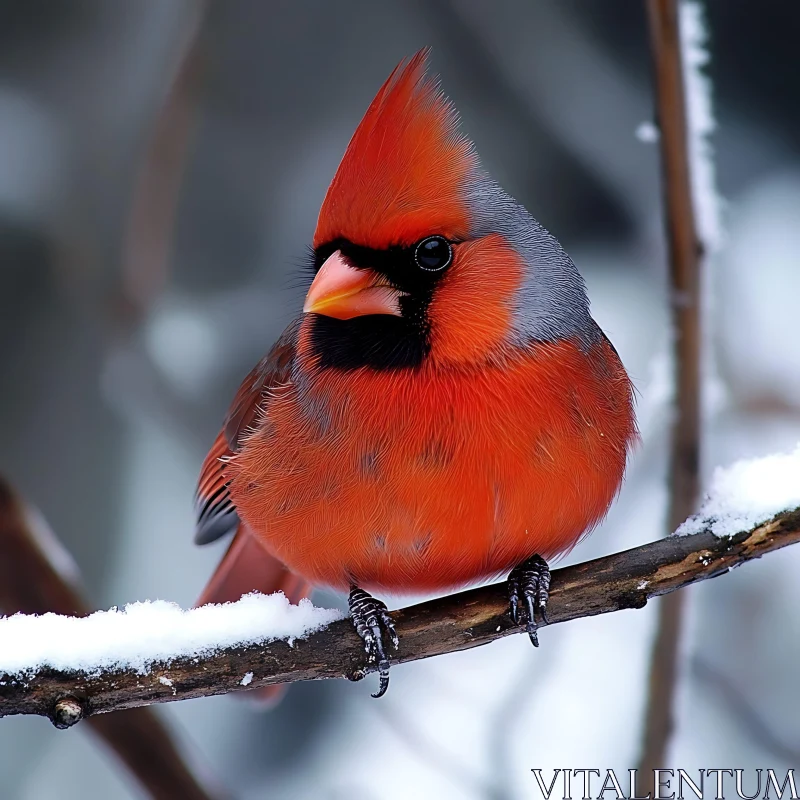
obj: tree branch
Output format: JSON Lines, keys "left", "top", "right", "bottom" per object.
{"left": 2, "top": 506, "right": 799, "bottom": 726}
{"left": 0, "top": 477, "right": 222, "bottom": 799}
{"left": 640, "top": 0, "right": 706, "bottom": 786}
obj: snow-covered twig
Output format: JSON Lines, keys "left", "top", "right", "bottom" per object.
{"left": 639, "top": 0, "right": 715, "bottom": 784}
{"left": 2, "top": 500, "right": 800, "bottom": 727}
{"left": 0, "top": 476, "right": 221, "bottom": 800}
{"left": 678, "top": 1, "right": 723, "bottom": 253}
{"left": 3, "top": 444, "right": 799, "bottom": 726}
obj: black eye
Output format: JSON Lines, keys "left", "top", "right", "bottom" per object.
{"left": 414, "top": 236, "right": 452, "bottom": 272}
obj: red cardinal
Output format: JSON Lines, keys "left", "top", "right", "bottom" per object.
{"left": 195, "top": 50, "right": 636, "bottom": 697}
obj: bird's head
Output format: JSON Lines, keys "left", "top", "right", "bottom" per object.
{"left": 302, "top": 49, "right": 593, "bottom": 371}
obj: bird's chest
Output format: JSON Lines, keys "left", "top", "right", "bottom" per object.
{"left": 255, "top": 367, "right": 536, "bottom": 495}
{"left": 227, "top": 351, "right": 630, "bottom": 592}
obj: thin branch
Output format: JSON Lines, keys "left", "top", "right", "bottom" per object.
{"left": 639, "top": 0, "right": 705, "bottom": 788}
{"left": 0, "top": 477, "right": 223, "bottom": 800}
{"left": 2, "top": 506, "right": 799, "bottom": 726}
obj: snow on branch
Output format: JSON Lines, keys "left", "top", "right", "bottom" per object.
{"left": 679, "top": 0, "right": 724, "bottom": 253}
{"left": 2, "top": 447, "right": 800, "bottom": 727}
{"left": 639, "top": 0, "right": 724, "bottom": 251}
{"left": 678, "top": 444, "right": 800, "bottom": 537}
{"left": 0, "top": 593, "right": 341, "bottom": 677}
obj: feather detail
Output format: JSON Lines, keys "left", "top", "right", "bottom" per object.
{"left": 194, "top": 320, "right": 299, "bottom": 544}
{"left": 225, "top": 334, "right": 637, "bottom": 594}
{"left": 196, "top": 524, "right": 309, "bottom": 608}
{"left": 224, "top": 320, "right": 299, "bottom": 451}
{"left": 314, "top": 49, "right": 476, "bottom": 249}
{"left": 194, "top": 431, "right": 238, "bottom": 545}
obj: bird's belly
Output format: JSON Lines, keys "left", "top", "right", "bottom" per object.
{"left": 227, "top": 359, "right": 631, "bottom": 594}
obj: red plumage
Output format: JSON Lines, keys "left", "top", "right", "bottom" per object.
{"left": 314, "top": 49, "right": 474, "bottom": 249}
{"left": 195, "top": 51, "right": 636, "bottom": 633}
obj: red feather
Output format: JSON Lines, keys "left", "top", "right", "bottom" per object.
{"left": 314, "top": 49, "right": 476, "bottom": 250}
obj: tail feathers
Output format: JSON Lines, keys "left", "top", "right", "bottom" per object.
{"left": 197, "top": 526, "right": 310, "bottom": 707}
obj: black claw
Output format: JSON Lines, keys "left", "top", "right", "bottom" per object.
{"left": 507, "top": 554, "right": 551, "bottom": 647}
{"left": 523, "top": 591, "right": 539, "bottom": 647}
{"left": 348, "top": 587, "right": 398, "bottom": 698}
{"left": 373, "top": 666, "right": 390, "bottom": 699}
{"left": 539, "top": 606, "right": 550, "bottom": 627}
{"left": 508, "top": 574, "right": 520, "bottom": 624}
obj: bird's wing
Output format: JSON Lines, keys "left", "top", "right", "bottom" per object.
{"left": 194, "top": 320, "right": 311, "bottom": 707}
{"left": 223, "top": 318, "right": 300, "bottom": 451}
{"left": 194, "top": 430, "right": 239, "bottom": 545}
{"left": 193, "top": 319, "right": 299, "bottom": 545}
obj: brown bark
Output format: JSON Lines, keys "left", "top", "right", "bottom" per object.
{"left": 3, "top": 506, "right": 799, "bottom": 725}
{"left": 640, "top": 0, "right": 706, "bottom": 788}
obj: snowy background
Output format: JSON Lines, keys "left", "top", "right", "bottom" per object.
{"left": 1, "top": 1, "right": 799, "bottom": 798}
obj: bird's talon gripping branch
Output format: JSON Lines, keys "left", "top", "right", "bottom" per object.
{"left": 348, "top": 586, "right": 398, "bottom": 698}
{"left": 508, "top": 554, "right": 551, "bottom": 647}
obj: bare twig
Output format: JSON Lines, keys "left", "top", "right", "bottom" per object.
{"left": 0, "top": 476, "right": 222, "bottom": 800}
{"left": 2, "top": 506, "right": 799, "bottom": 725}
{"left": 639, "top": 0, "right": 705, "bottom": 787}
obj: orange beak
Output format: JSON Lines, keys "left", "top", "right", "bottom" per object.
{"left": 303, "top": 250, "right": 404, "bottom": 320}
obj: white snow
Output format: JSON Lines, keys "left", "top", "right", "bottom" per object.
{"left": 240, "top": 672, "right": 254, "bottom": 686}
{"left": 680, "top": 0, "right": 724, "bottom": 252}
{"left": 677, "top": 444, "right": 800, "bottom": 537}
{"left": 635, "top": 121, "right": 660, "bottom": 143}
{"left": 0, "top": 592, "right": 342, "bottom": 677}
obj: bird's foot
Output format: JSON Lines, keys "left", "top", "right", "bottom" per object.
{"left": 348, "top": 586, "right": 399, "bottom": 698}
{"left": 508, "top": 554, "right": 551, "bottom": 647}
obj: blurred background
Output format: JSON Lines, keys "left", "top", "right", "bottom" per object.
{"left": 1, "top": 1, "right": 799, "bottom": 798}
